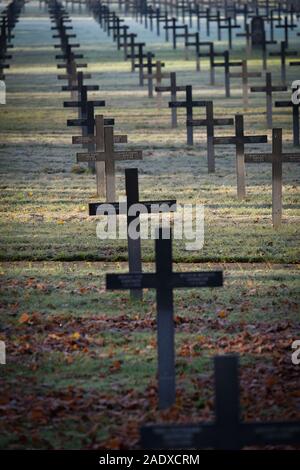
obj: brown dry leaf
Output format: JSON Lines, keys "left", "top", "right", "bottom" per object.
{"left": 19, "top": 313, "right": 30, "bottom": 324}
{"left": 217, "top": 309, "right": 228, "bottom": 319}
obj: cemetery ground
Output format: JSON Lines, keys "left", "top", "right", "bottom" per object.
{"left": 0, "top": 7, "right": 299, "bottom": 449}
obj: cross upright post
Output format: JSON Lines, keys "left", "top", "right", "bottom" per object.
{"left": 245, "top": 128, "right": 300, "bottom": 228}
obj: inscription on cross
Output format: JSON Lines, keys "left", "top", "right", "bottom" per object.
{"left": 107, "top": 228, "right": 223, "bottom": 409}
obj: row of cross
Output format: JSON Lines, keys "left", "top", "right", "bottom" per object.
{"left": 87, "top": 0, "right": 300, "bottom": 229}
{"left": 0, "top": 0, "right": 24, "bottom": 80}
{"left": 46, "top": 0, "right": 300, "bottom": 449}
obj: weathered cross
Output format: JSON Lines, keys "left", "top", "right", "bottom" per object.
{"left": 169, "top": 85, "right": 207, "bottom": 145}
{"left": 90, "top": 168, "right": 176, "bottom": 300}
{"left": 126, "top": 39, "right": 146, "bottom": 76}
{"left": 120, "top": 31, "right": 137, "bottom": 64}
{"left": 214, "top": 114, "right": 268, "bottom": 199}
{"left": 188, "top": 101, "right": 234, "bottom": 173}
{"left": 155, "top": 72, "right": 186, "bottom": 128}
{"left": 163, "top": 17, "right": 187, "bottom": 49}
{"left": 251, "top": 72, "right": 287, "bottom": 128}
{"left": 107, "top": 228, "right": 223, "bottom": 409}
{"left": 219, "top": 16, "right": 240, "bottom": 49}
{"left": 57, "top": 59, "right": 91, "bottom": 99}
{"left": 275, "top": 15, "right": 297, "bottom": 47}
{"left": 229, "top": 59, "right": 261, "bottom": 107}
{"left": 77, "top": 124, "right": 142, "bottom": 201}
{"left": 133, "top": 45, "right": 154, "bottom": 87}
{"left": 185, "top": 31, "right": 201, "bottom": 71}
{"left": 142, "top": 55, "right": 167, "bottom": 98}
{"left": 72, "top": 115, "right": 127, "bottom": 197}
{"left": 245, "top": 128, "right": 300, "bottom": 228}
{"left": 236, "top": 24, "right": 252, "bottom": 55}
{"left": 141, "top": 354, "right": 300, "bottom": 449}
{"left": 198, "top": 42, "right": 224, "bottom": 85}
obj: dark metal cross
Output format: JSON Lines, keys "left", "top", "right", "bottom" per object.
{"left": 141, "top": 354, "right": 300, "bottom": 449}
{"left": 107, "top": 228, "right": 223, "bottom": 409}
{"left": 142, "top": 55, "right": 166, "bottom": 98}
{"left": 251, "top": 72, "right": 287, "bottom": 128}
{"left": 245, "top": 128, "right": 300, "bottom": 228}
{"left": 163, "top": 17, "right": 186, "bottom": 49}
{"left": 90, "top": 169, "right": 176, "bottom": 300}
{"left": 214, "top": 114, "right": 268, "bottom": 199}
{"left": 188, "top": 101, "right": 234, "bottom": 173}
{"left": 219, "top": 16, "right": 241, "bottom": 49}
{"left": 155, "top": 72, "right": 186, "bottom": 128}
{"left": 229, "top": 59, "right": 261, "bottom": 107}
{"left": 169, "top": 85, "right": 207, "bottom": 145}
{"left": 185, "top": 31, "right": 201, "bottom": 71}
{"left": 133, "top": 46, "right": 155, "bottom": 87}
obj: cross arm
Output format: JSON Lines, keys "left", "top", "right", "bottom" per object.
{"left": 89, "top": 200, "right": 177, "bottom": 216}
{"left": 214, "top": 136, "right": 267, "bottom": 145}
{"left": 62, "top": 85, "right": 99, "bottom": 91}
{"left": 240, "top": 422, "right": 300, "bottom": 446}
{"left": 67, "top": 118, "right": 114, "bottom": 127}
{"left": 77, "top": 149, "right": 143, "bottom": 163}
{"left": 63, "top": 100, "right": 105, "bottom": 108}
{"left": 140, "top": 423, "right": 215, "bottom": 449}
{"left": 188, "top": 118, "right": 233, "bottom": 127}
